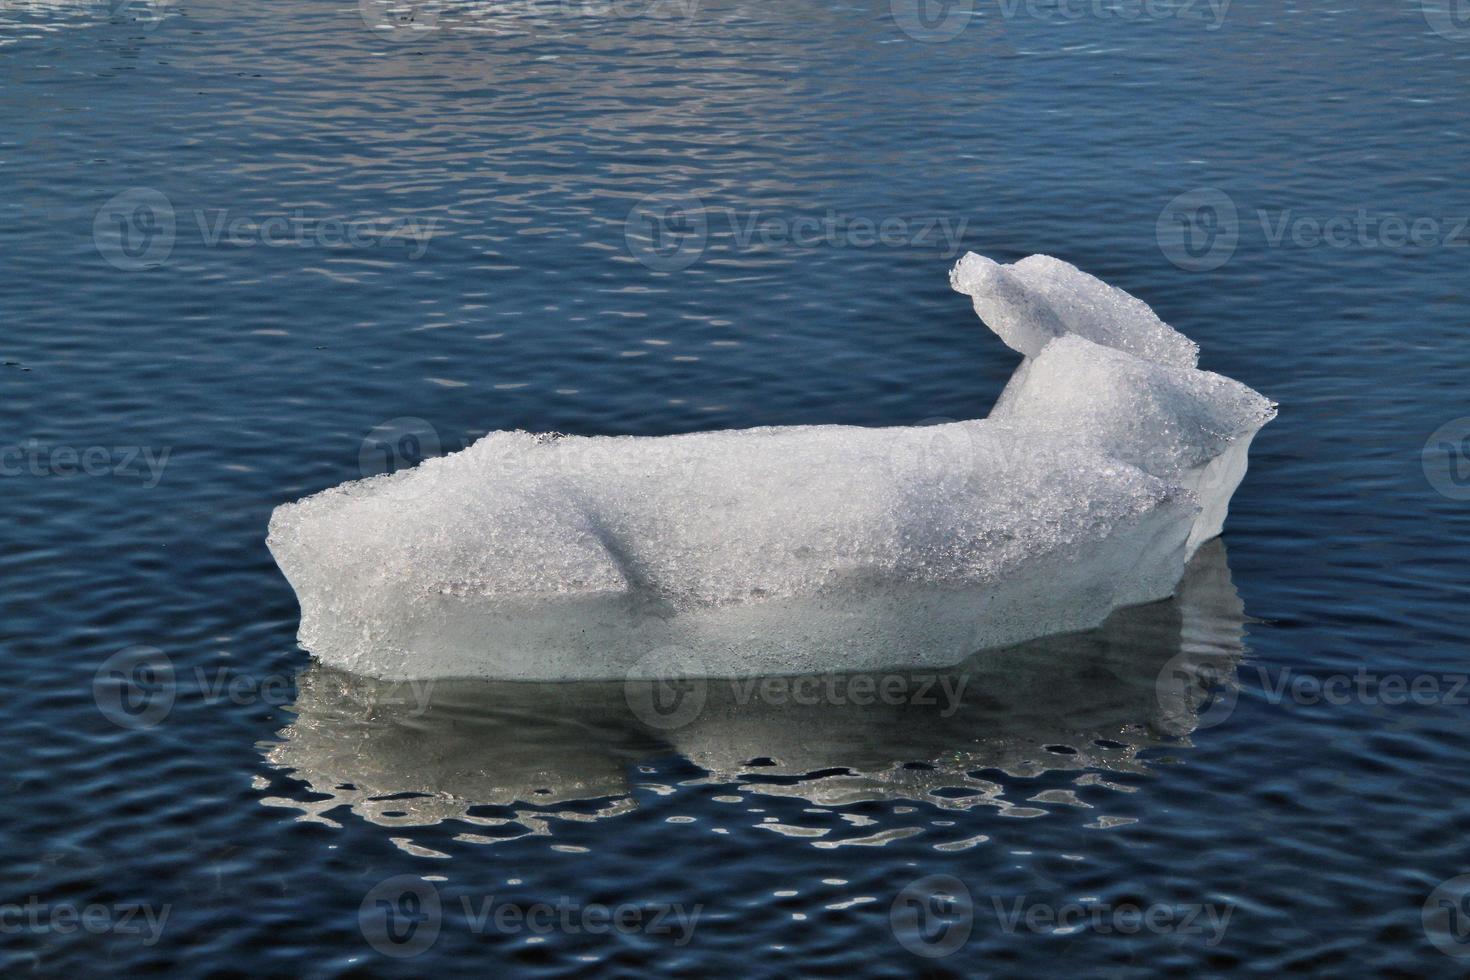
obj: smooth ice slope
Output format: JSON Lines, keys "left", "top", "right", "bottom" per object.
{"left": 268, "top": 254, "right": 1274, "bottom": 680}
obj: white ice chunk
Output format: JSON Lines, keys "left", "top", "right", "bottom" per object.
{"left": 950, "top": 252, "right": 1199, "bottom": 367}
{"left": 269, "top": 422, "right": 1197, "bottom": 679}
{"left": 268, "top": 253, "right": 1273, "bottom": 680}
{"left": 989, "top": 335, "right": 1276, "bottom": 554}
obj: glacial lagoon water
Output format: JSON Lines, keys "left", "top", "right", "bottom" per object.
{"left": 4, "top": 0, "right": 1470, "bottom": 974}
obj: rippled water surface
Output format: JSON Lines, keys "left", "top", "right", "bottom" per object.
{"left": 5, "top": 0, "right": 1470, "bottom": 975}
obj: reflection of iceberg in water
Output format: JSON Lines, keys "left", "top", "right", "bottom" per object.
{"left": 262, "top": 541, "right": 1246, "bottom": 847}
{"left": 674, "top": 540, "right": 1246, "bottom": 821}
{"left": 260, "top": 674, "right": 655, "bottom": 846}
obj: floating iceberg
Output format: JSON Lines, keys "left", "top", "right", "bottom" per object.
{"left": 267, "top": 254, "right": 1274, "bottom": 680}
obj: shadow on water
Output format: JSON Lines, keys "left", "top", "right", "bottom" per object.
{"left": 261, "top": 540, "right": 1247, "bottom": 845}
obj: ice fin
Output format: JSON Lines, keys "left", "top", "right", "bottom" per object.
{"left": 951, "top": 252, "right": 1199, "bottom": 367}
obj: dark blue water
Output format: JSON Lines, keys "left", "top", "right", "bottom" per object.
{"left": 5, "top": 0, "right": 1470, "bottom": 974}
